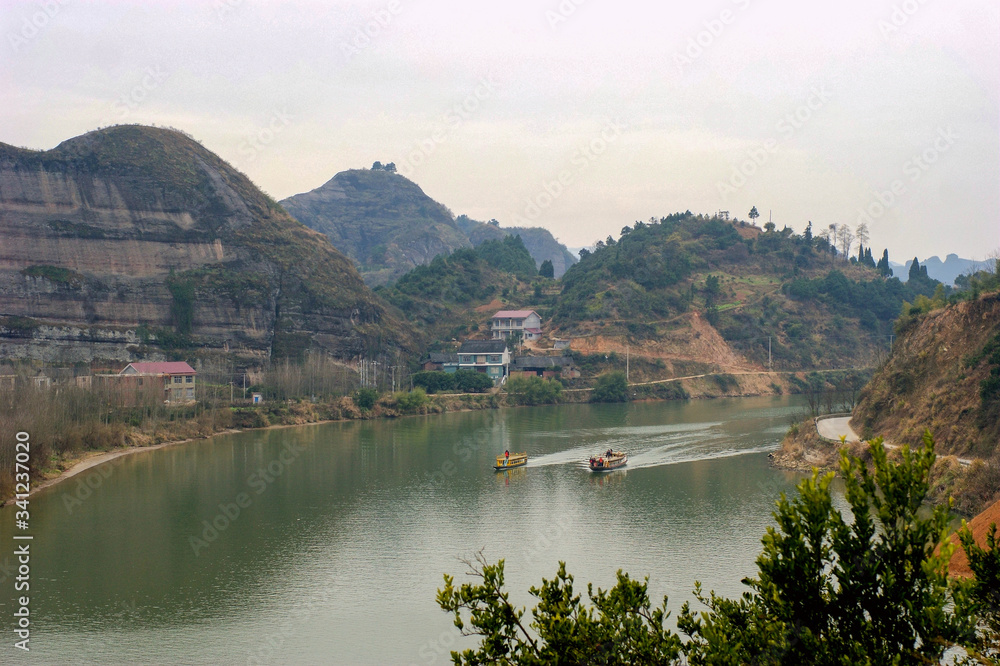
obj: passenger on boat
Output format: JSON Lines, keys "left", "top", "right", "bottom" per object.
{"left": 606, "top": 448, "right": 612, "bottom": 457}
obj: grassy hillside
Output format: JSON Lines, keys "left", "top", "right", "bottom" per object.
{"left": 551, "top": 213, "right": 939, "bottom": 371}
{"left": 853, "top": 289, "right": 1000, "bottom": 460}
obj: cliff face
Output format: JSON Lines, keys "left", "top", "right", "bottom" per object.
{"left": 852, "top": 291, "right": 1000, "bottom": 458}
{"left": 0, "top": 126, "right": 410, "bottom": 362}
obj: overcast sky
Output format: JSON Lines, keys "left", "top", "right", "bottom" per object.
{"left": 2, "top": 0, "right": 997, "bottom": 261}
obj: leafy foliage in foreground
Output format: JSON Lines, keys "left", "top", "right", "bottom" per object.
{"left": 438, "top": 435, "right": 988, "bottom": 664}
{"left": 960, "top": 523, "right": 1000, "bottom": 662}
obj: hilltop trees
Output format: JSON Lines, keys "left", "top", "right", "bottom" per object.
{"left": 475, "top": 235, "right": 537, "bottom": 278}
{"left": 437, "top": 435, "right": 986, "bottom": 664}
{"left": 749, "top": 206, "right": 760, "bottom": 226}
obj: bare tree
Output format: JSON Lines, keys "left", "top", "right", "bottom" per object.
{"left": 856, "top": 222, "right": 870, "bottom": 251}
{"left": 837, "top": 225, "right": 855, "bottom": 260}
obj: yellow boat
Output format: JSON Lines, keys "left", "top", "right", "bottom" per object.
{"left": 494, "top": 451, "right": 527, "bottom": 470}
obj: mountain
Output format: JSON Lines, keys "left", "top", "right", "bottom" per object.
{"left": 280, "top": 169, "right": 469, "bottom": 287}
{"left": 851, "top": 289, "right": 1000, "bottom": 514}
{"left": 548, "top": 214, "right": 940, "bottom": 372}
{"left": 889, "top": 254, "right": 979, "bottom": 285}
{"left": 279, "top": 169, "right": 577, "bottom": 284}
{"left": 0, "top": 125, "right": 410, "bottom": 363}
{"left": 455, "top": 215, "right": 578, "bottom": 278}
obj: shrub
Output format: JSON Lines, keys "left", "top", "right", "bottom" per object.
{"left": 412, "top": 370, "right": 455, "bottom": 394}
{"left": 395, "top": 388, "right": 429, "bottom": 413}
{"left": 505, "top": 376, "right": 562, "bottom": 406}
{"left": 454, "top": 369, "right": 495, "bottom": 393}
{"left": 591, "top": 372, "right": 628, "bottom": 403}
{"left": 354, "top": 387, "right": 378, "bottom": 410}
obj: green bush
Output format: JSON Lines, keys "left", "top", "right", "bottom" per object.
{"left": 505, "top": 376, "right": 562, "bottom": 406}
{"left": 354, "top": 387, "right": 378, "bottom": 410}
{"left": 395, "top": 388, "right": 428, "bottom": 413}
{"left": 412, "top": 370, "right": 456, "bottom": 394}
{"left": 591, "top": 372, "right": 629, "bottom": 403}
{"left": 453, "top": 369, "right": 495, "bottom": 393}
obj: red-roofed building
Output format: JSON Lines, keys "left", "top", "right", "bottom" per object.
{"left": 491, "top": 310, "right": 542, "bottom": 341}
{"left": 120, "top": 361, "right": 196, "bottom": 403}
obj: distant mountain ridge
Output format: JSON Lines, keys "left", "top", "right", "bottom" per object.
{"left": 0, "top": 126, "right": 410, "bottom": 362}
{"left": 889, "top": 254, "right": 979, "bottom": 285}
{"left": 280, "top": 169, "right": 576, "bottom": 285}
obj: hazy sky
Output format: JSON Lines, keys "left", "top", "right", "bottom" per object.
{"left": 2, "top": 0, "right": 997, "bottom": 261}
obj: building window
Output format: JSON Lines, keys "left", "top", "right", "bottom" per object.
{"left": 186, "top": 388, "right": 194, "bottom": 399}
{"left": 185, "top": 375, "right": 193, "bottom": 383}
{"left": 173, "top": 376, "right": 182, "bottom": 384}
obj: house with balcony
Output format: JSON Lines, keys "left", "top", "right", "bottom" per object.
{"left": 457, "top": 340, "right": 510, "bottom": 384}
{"left": 119, "top": 361, "right": 197, "bottom": 403}
{"left": 491, "top": 310, "right": 542, "bottom": 341}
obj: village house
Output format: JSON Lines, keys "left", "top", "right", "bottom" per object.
{"left": 457, "top": 340, "right": 510, "bottom": 384}
{"left": 119, "top": 361, "right": 197, "bottom": 403}
{"left": 421, "top": 352, "right": 459, "bottom": 373}
{"left": 490, "top": 310, "right": 542, "bottom": 341}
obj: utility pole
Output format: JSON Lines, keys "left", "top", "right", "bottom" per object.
{"left": 626, "top": 344, "right": 629, "bottom": 382}
{"left": 889, "top": 334, "right": 894, "bottom": 353}
{"left": 768, "top": 336, "right": 772, "bottom": 372}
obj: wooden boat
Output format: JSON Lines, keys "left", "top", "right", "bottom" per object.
{"left": 589, "top": 450, "right": 627, "bottom": 472}
{"left": 494, "top": 451, "right": 528, "bottom": 470}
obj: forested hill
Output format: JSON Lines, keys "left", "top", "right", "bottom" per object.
{"left": 455, "top": 215, "right": 578, "bottom": 278}
{"left": 549, "top": 213, "right": 942, "bottom": 371}
{"left": 280, "top": 168, "right": 577, "bottom": 285}
{"left": 374, "top": 235, "right": 541, "bottom": 347}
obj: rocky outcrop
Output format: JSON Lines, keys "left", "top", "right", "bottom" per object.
{"left": 0, "top": 126, "right": 411, "bottom": 363}
{"left": 281, "top": 169, "right": 470, "bottom": 286}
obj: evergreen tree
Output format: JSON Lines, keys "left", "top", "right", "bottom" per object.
{"left": 909, "top": 257, "right": 922, "bottom": 281}
{"left": 539, "top": 259, "right": 554, "bottom": 279}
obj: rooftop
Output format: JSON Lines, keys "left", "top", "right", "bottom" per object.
{"left": 458, "top": 340, "right": 508, "bottom": 354}
{"left": 492, "top": 310, "right": 539, "bottom": 319}
{"left": 121, "top": 361, "right": 196, "bottom": 375}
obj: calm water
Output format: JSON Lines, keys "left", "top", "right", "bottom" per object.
{"left": 0, "top": 396, "right": 815, "bottom": 665}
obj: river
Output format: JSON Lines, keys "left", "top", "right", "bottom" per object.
{"left": 0, "top": 395, "right": 815, "bottom": 664}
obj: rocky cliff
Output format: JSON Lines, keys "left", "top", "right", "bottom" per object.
{"left": 0, "top": 126, "right": 410, "bottom": 363}
{"left": 280, "top": 170, "right": 578, "bottom": 285}
{"left": 281, "top": 169, "right": 470, "bottom": 286}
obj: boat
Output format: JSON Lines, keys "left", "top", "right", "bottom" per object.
{"left": 494, "top": 451, "right": 528, "bottom": 470}
{"left": 589, "top": 449, "right": 627, "bottom": 472}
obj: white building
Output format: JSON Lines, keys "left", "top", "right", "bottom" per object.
{"left": 490, "top": 310, "right": 542, "bottom": 341}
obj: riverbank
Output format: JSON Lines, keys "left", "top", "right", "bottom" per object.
{"left": 771, "top": 416, "right": 977, "bottom": 515}
{"left": 4, "top": 367, "right": 854, "bottom": 505}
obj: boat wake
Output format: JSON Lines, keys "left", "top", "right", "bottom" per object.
{"left": 525, "top": 421, "right": 776, "bottom": 472}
